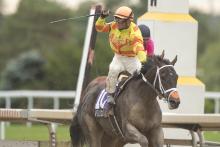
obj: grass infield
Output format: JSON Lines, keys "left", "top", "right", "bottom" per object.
{"left": 5, "top": 124, "right": 220, "bottom": 142}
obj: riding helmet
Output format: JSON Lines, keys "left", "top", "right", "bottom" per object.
{"left": 114, "top": 6, "right": 134, "bottom": 20}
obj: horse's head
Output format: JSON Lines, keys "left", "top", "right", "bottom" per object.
{"left": 141, "top": 51, "right": 180, "bottom": 109}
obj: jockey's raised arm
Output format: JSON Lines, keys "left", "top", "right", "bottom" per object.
{"left": 95, "top": 6, "right": 146, "bottom": 112}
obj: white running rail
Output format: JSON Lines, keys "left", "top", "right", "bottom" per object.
{"left": 0, "top": 90, "right": 76, "bottom": 110}
{"left": 0, "top": 90, "right": 219, "bottom": 140}
{"left": 0, "top": 90, "right": 76, "bottom": 140}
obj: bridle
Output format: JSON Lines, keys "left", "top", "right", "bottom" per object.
{"left": 141, "top": 64, "right": 177, "bottom": 101}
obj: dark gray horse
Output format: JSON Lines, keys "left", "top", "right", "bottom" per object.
{"left": 70, "top": 52, "right": 180, "bottom": 147}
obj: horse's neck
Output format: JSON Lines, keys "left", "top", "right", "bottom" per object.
{"left": 130, "top": 78, "right": 158, "bottom": 103}
{"left": 119, "top": 79, "right": 160, "bottom": 119}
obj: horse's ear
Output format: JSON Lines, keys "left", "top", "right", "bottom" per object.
{"left": 160, "top": 50, "right": 165, "bottom": 59}
{"left": 171, "top": 55, "right": 177, "bottom": 65}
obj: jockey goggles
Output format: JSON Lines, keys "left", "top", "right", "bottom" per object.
{"left": 114, "top": 17, "right": 128, "bottom": 23}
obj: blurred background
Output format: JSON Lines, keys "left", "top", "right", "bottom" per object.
{"left": 0, "top": 0, "right": 220, "bottom": 144}
{"left": 0, "top": 0, "right": 219, "bottom": 110}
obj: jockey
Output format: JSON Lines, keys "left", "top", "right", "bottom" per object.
{"left": 95, "top": 6, "right": 147, "bottom": 105}
{"left": 138, "top": 24, "right": 154, "bottom": 57}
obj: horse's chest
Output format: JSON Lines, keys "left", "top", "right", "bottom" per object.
{"left": 128, "top": 103, "right": 160, "bottom": 130}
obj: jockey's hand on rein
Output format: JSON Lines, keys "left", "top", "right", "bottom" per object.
{"left": 101, "top": 10, "right": 110, "bottom": 18}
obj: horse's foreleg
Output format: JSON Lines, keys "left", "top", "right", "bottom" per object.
{"left": 101, "top": 133, "right": 125, "bottom": 147}
{"left": 124, "top": 123, "right": 148, "bottom": 147}
{"left": 147, "top": 126, "right": 164, "bottom": 147}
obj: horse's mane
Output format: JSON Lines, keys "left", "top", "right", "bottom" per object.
{"left": 141, "top": 55, "right": 172, "bottom": 74}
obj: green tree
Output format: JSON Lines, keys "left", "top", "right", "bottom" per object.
{"left": 190, "top": 10, "right": 220, "bottom": 92}
{"left": 190, "top": 10, "right": 219, "bottom": 58}
{"left": 198, "top": 42, "right": 220, "bottom": 91}
{"left": 0, "top": 50, "right": 46, "bottom": 90}
{"left": 0, "top": 0, "right": 85, "bottom": 90}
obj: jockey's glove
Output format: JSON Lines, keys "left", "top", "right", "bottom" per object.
{"left": 101, "top": 10, "right": 110, "bottom": 18}
{"left": 137, "top": 51, "right": 147, "bottom": 63}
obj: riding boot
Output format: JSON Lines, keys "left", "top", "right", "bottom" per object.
{"left": 107, "top": 93, "right": 115, "bottom": 105}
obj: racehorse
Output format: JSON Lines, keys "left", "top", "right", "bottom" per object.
{"left": 70, "top": 51, "right": 180, "bottom": 147}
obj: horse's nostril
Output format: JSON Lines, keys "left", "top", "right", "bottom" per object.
{"left": 168, "top": 99, "right": 180, "bottom": 109}
{"left": 169, "top": 100, "right": 176, "bottom": 105}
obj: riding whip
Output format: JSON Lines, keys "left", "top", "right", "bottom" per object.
{"left": 50, "top": 10, "right": 111, "bottom": 24}
{"left": 49, "top": 13, "right": 102, "bottom": 24}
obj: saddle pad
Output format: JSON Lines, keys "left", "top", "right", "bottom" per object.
{"left": 95, "top": 89, "right": 109, "bottom": 110}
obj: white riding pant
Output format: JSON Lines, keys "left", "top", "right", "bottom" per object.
{"left": 106, "top": 54, "right": 142, "bottom": 94}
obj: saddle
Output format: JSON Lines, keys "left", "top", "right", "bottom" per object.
{"left": 95, "top": 71, "right": 132, "bottom": 118}
{"left": 115, "top": 71, "right": 131, "bottom": 97}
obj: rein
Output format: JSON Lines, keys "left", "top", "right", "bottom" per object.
{"left": 141, "top": 64, "right": 177, "bottom": 101}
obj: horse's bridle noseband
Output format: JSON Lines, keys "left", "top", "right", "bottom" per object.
{"left": 141, "top": 64, "right": 177, "bottom": 101}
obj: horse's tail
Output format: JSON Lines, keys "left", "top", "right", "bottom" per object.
{"left": 69, "top": 115, "right": 85, "bottom": 147}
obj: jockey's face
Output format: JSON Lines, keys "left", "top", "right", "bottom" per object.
{"left": 114, "top": 17, "right": 131, "bottom": 30}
